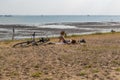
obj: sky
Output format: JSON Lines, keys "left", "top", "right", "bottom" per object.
{"left": 0, "top": 0, "right": 120, "bottom": 15}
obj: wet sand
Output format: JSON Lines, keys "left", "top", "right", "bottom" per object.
{"left": 0, "top": 22, "right": 120, "bottom": 40}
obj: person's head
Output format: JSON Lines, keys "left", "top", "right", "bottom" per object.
{"left": 60, "top": 31, "right": 65, "bottom": 35}
{"left": 60, "top": 31, "right": 67, "bottom": 37}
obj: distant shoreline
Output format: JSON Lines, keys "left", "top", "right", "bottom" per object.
{"left": 0, "top": 22, "right": 120, "bottom": 40}
{"left": 1, "top": 15, "right": 120, "bottom": 24}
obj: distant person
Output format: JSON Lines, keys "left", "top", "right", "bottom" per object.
{"left": 111, "top": 29, "right": 115, "bottom": 33}
{"left": 59, "top": 31, "right": 71, "bottom": 43}
{"left": 59, "top": 31, "right": 66, "bottom": 43}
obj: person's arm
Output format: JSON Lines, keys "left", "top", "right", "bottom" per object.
{"left": 59, "top": 36, "right": 65, "bottom": 42}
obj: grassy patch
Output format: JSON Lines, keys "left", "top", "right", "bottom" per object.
{"left": 44, "top": 77, "right": 53, "bottom": 80}
{"left": 1, "top": 40, "right": 14, "bottom": 45}
{"left": 115, "top": 68, "right": 120, "bottom": 72}
{"left": 92, "top": 69, "right": 99, "bottom": 73}
{"left": 85, "top": 65, "right": 92, "bottom": 68}
{"left": 69, "top": 34, "right": 81, "bottom": 37}
{"left": 31, "top": 72, "right": 42, "bottom": 78}
{"left": 76, "top": 71, "right": 86, "bottom": 76}
{"left": 6, "top": 71, "right": 19, "bottom": 77}
{"left": 112, "top": 60, "right": 120, "bottom": 65}
{"left": 92, "top": 32, "right": 103, "bottom": 35}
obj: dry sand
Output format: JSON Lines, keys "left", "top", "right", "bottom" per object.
{"left": 0, "top": 32, "right": 120, "bottom": 80}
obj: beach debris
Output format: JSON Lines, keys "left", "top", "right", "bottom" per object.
{"left": 39, "top": 37, "right": 50, "bottom": 43}
{"left": 71, "top": 39, "right": 76, "bottom": 44}
{"left": 79, "top": 39, "right": 86, "bottom": 43}
{"left": 111, "top": 29, "right": 115, "bottom": 33}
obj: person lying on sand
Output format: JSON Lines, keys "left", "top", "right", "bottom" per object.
{"left": 48, "top": 31, "right": 86, "bottom": 45}
{"left": 58, "top": 31, "right": 86, "bottom": 44}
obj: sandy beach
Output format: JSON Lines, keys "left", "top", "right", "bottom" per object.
{"left": 1, "top": 0, "right": 120, "bottom": 79}
{"left": 0, "top": 32, "right": 120, "bottom": 80}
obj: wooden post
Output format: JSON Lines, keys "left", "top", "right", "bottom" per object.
{"left": 32, "top": 32, "right": 35, "bottom": 41}
{"left": 12, "top": 27, "right": 15, "bottom": 40}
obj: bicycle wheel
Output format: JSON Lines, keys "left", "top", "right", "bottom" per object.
{"left": 12, "top": 41, "right": 32, "bottom": 48}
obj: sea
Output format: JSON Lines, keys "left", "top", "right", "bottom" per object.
{"left": 0, "top": 15, "right": 120, "bottom": 40}
{"left": 0, "top": 15, "right": 120, "bottom": 25}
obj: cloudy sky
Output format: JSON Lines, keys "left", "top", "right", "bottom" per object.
{"left": 0, "top": 0, "right": 120, "bottom": 15}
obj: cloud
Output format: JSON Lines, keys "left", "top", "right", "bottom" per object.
{"left": 0, "top": 0, "right": 120, "bottom": 15}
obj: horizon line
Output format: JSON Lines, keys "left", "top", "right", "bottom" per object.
{"left": 0, "top": 14, "right": 120, "bottom": 16}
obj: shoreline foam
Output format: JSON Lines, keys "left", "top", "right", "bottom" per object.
{"left": 0, "top": 22, "right": 120, "bottom": 40}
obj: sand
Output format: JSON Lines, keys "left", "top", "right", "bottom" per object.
{"left": 0, "top": 32, "right": 120, "bottom": 80}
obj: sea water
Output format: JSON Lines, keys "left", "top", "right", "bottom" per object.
{"left": 0, "top": 15, "right": 120, "bottom": 40}
{"left": 0, "top": 15, "right": 120, "bottom": 25}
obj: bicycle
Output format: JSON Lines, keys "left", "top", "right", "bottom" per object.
{"left": 12, "top": 32, "right": 50, "bottom": 48}
{"left": 12, "top": 37, "right": 50, "bottom": 48}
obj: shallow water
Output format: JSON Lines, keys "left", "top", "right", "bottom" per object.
{"left": 0, "top": 15, "right": 120, "bottom": 40}
{"left": 0, "top": 23, "right": 120, "bottom": 40}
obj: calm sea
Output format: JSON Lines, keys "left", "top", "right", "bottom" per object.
{"left": 0, "top": 15, "right": 120, "bottom": 25}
